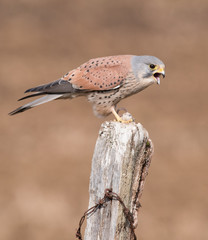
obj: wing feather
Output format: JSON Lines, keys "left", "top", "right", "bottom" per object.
{"left": 25, "top": 79, "right": 75, "bottom": 94}
{"left": 63, "top": 55, "right": 132, "bottom": 91}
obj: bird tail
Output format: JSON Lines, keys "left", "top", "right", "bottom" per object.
{"left": 9, "top": 94, "right": 62, "bottom": 115}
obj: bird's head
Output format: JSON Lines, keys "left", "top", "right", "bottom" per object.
{"left": 131, "top": 55, "right": 165, "bottom": 86}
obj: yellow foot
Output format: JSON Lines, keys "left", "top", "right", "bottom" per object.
{"left": 111, "top": 107, "right": 133, "bottom": 124}
{"left": 114, "top": 117, "right": 133, "bottom": 124}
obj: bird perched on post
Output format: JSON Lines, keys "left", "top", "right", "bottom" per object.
{"left": 9, "top": 55, "right": 165, "bottom": 123}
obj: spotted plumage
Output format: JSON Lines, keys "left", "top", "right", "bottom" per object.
{"left": 62, "top": 55, "right": 131, "bottom": 90}
{"left": 9, "top": 55, "right": 165, "bottom": 122}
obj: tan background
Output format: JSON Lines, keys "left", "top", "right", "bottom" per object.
{"left": 1, "top": 0, "right": 208, "bottom": 239}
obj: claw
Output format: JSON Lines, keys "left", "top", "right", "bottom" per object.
{"left": 111, "top": 106, "right": 133, "bottom": 124}
{"left": 118, "top": 118, "right": 133, "bottom": 124}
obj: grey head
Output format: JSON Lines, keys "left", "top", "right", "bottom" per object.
{"left": 131, "top": 55, "right": 165, "bottom": 85}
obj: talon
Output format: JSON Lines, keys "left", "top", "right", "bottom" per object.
{"left": 118, "top": 118, "right": 133, "bottom": 124}
{"left": 122, "top": 118, "right": 133, "bottom": 123}
{"left": 111, "top": 106, "right": 133, "bottom": 124}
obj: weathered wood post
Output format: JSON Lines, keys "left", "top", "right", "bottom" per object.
{"left": 84, "top": 114, "right": 153, "bottom": 240}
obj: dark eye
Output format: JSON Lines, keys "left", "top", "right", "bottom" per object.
{"left": 149, "top": 64, "right": 156, "bottom": 69}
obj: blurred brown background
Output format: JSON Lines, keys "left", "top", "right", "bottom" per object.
{"left": 1, "top": 0, "right": 208, "bottom": 239}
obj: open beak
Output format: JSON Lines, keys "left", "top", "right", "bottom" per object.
{"left": 153, "top": 67, "right": 165, "bottom": 85}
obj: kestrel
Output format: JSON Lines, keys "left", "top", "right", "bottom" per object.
{"left": 9, "top": 55, "right": 165, "bottom": 122}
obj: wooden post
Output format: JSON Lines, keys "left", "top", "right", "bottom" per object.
{"left": 84, "top": 114, "right": 154, "bottom": 240}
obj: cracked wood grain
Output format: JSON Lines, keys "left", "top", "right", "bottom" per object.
{"left": 84, "top": 115, "right": 154, "bottom": 240}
